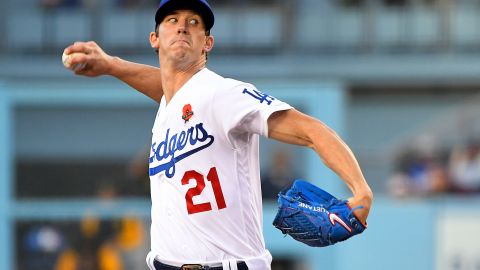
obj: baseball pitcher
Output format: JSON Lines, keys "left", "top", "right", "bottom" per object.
{"left": 62, "top": 0, "right": 373, "bottom": 269}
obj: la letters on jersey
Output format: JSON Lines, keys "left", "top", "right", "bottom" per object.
{"left": 242, "top": 88, "right": 275, "bottom": 105}
{"left": 149, "top": 123, "right": 214, "bottom": 178}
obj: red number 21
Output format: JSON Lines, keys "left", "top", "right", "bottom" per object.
{"left": 181, "top": 167, "right": 227, "bottom": 215}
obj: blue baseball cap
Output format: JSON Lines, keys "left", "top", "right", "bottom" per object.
{"left": 155, "top": 0, "right": 215, "bottom": 31}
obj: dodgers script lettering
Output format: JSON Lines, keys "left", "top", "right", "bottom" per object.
{"left": 149, "top": 123, "right": 214, "bottom": 178}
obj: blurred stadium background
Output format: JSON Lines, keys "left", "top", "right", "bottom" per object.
{"left": 2, "top": 0, "right": 480, "bottom": 269}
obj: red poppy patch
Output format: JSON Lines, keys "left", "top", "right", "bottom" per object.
{"left": 182, "top": 104, "right": 194, "bottom": 123}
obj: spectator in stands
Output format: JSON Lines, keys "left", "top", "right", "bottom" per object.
{"left": 22, "top": 224, "right": 64, "bottom": 270}
{"left": 448, "top": 140, "right": 480, "bottom": 193}
{"left": 388, "top": 146, "right": 448, "bottom": 197}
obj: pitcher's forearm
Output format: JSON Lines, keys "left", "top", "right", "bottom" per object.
{"left": 110, "top": 57, "right": 163, "bottom": 103}
{"left": 268, "top": 109, "right": 372, "bottom": 199}
{"left": 313, "top": 127, "right": 372, "bottom": 198}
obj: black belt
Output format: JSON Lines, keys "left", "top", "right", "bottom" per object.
{"left": 154, "top": 260, "right": 248, "bottom": 270}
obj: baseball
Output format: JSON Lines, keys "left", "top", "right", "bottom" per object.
{"left": 62, "top": 52, "right": 87, "bottom": 71}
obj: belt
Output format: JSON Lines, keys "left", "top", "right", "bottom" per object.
{"left": 154, "top": 260, "right": 248, "bottom": 270}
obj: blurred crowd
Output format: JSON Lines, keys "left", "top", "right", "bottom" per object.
{"left": 17, "top": 159, "right": 150, "bottom": 270}
{"left": 388, "top": 139, "right": 480, "bottom": 197}
{"left": 39, "top": 0, "right": 275, "bottom": 9}
{"left": 19, "top": 216, "right": 148, "bottom": 270}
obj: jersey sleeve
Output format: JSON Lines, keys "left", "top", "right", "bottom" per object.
{"left": 212, "top": 82, "right": 292, "bottom": 142}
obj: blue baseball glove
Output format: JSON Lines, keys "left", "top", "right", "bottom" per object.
{"left": 272, "top": 179, "right": 366, "bottom": 247}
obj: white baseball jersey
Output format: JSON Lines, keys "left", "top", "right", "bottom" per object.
{"left": 145, "top": 68, "right": 291, "bottom": 270}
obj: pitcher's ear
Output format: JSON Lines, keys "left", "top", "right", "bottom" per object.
{"left": 150, "top": 32, "right": 159, "bottom": 49}
{"left": 204, "top": 35, "right": 214, "bottom": 53}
